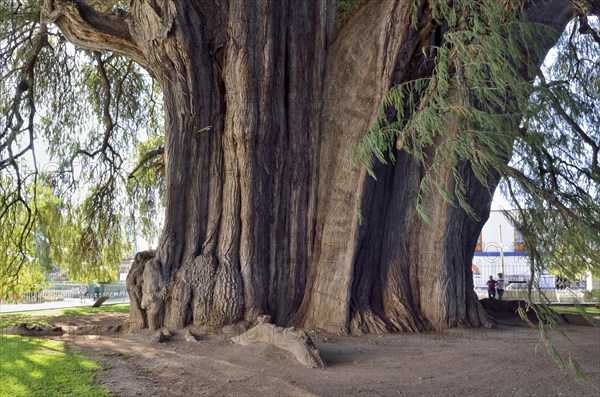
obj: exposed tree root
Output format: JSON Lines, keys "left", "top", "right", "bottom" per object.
{"left": 152, "top": 328, "right": 173, "bottom": 343}
{"left": 470, "top": 293, "right": 494, "bottom": 328}
{"left": 65, "top": 324, "right": 123, "bottom": 335}
{"left": 350, "top": 309, "right": 393, "bottom": 335}
{"left": 232, "top": 315, "right": 325, "bottom": 369}
{"left": 184, "top": 329, "right": 199, "bottom": 343}
{"left": 479, "top": 298, "right": 540, "bottom": 326}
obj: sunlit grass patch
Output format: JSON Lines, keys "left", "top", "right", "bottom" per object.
{"left": 0, "top": 335, "right": 112, "bottom": 397}
{"left": 61, "top": 303, "right": 130, "bottom": 316}
{"left": 0, "top": 303, "right": 130, "bottom": 318}
{"left": 551, "top": 305, "right": 600, "bottom": 315}
{"left": 0, "top": 304, "right": 130, "bottom": 330}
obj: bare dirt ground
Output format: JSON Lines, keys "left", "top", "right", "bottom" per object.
{"left": 44, "top": 311, "right": 600, "bottom": 397}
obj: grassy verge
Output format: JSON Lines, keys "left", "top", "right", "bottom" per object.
{"left": 551, "top": 305, "right": 600, "bottom": 315}
{"left": 0, "top": 335, "right": 112, "bottom": 397}
{"left": 0, "top": 304, "right": 130, "bottom": 330}
{"left": 0, "top": 305, "right": 127, "bottom": 396}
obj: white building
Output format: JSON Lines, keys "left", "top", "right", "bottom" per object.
{"left": 472, "top": 210, "right": 555, "bottom": 290}
{"left": 118, "top": 257, "right": 134, "bottom": 282}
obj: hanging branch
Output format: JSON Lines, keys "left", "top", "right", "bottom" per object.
{"left": 537, "top": 72, "right": 599, "bottom": 176}
{"left": 74, "top": 52, "right": 123, "bottom": 172}
{"left": 577, "top": 14, "right": 600, "bottom": 45}
{"left": 0, "top": 24, "right": 48, "bottom": 168}
{"left": 128, "top": 145, "right": 164, "bottom": 180}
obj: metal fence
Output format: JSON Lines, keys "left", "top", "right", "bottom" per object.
{"left": 474, "top": 288, "right": 592, "bottom": 304}
{"left": 473, "top": 274, "right": 559, "bottom": 291}
{"left": 20, "top": 283, "right": 129, "bottom": 303}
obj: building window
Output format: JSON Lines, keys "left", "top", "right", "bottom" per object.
{"left": 514, "top": 229, "right": 524, "bottom": 252}
{"left": 475, "top": 232, "right": 482, "bottom": 252}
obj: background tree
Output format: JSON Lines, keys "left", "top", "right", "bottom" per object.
{"left": 0, "top": 0, "right": 598, "bottom": 336}
{"left": 503, "top": 13, "right": 600, "bottom": 292}
{"left": 0, "top": 178, "right": 124, "bottom": 299}
{"left": 1, "top": 0, "right": 157, "bottom": 291}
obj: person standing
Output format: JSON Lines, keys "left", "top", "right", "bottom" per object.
{"left": 486, "top": 275, "right": 497, "bottom": 299}
{"left": 79, "top": 284, "right": 87, "bottom": 304}
{"left": 497, "top": 273, "right": 506, "bottom": 300}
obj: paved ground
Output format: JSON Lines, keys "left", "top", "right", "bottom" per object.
{"left": 0, "top": 297, "right": 130, "bottom": 313}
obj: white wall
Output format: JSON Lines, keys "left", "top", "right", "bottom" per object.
{"left": 473, "top": 210, "right": 535, "bottom": 289}
{"left": 480, "top": 210, "right": 518, "bottom": 251}
{"left": 587, "top": 271, "right": 600, "bottom": 291}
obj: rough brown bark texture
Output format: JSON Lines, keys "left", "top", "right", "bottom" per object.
{"left": 42, "top": 0, "right": 575, "bottom": 335}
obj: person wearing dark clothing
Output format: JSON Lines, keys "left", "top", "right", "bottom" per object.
{"left": 486, "top": 275, "right": 497, "bottom": 299}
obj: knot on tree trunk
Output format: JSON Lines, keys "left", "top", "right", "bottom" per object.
{"left": 134, "top": 249, "right": 156, "bottom": 263}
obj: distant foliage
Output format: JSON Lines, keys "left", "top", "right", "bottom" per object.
{"left": 0, "top": 0, "right": 164, "bottom": 292}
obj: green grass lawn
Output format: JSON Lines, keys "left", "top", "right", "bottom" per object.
{"left": 0, "top": 335, "right": 112, "bottom": 397}
{"left": 551, "top": 305, "right": 600, "bottom": 315}
{"left": 0, "top": 303, "right": 130, "bottom": 318}
{"left": 0, "top": 304, "right": 129, "bottom": 330}
{"left": 0, "top": 305, "right": 128, "bottom": 396}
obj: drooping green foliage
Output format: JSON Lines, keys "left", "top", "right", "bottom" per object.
{"left": 501, "top": 21, "right": 600, "bottom": 363}
{"left": 0, "top": 181, "right": 127, "bottom": 300}
{"left": 0, "top": 0, "right": 165, "bottom": 292}
{"left": 355, "top": 1, "right": 555, "bottom": 218}
{"left": 354, "top": 0, "right": 598, "bottom": 376}
{"left": 504, "top": 15, "right": 600, "bottom": 285}
{"left": 355, "top": 0, "right": 598, "bottom": 274}
{"left": 127, "top": 135, "right": 165, "bottom": 243}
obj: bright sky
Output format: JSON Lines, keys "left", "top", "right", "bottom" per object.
{"left": 491, "top": 187, "right": 512, "bottom": 211}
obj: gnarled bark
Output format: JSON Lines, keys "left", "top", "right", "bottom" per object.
{"left": 43, "top": 0, "right": 575, "bottom": 336}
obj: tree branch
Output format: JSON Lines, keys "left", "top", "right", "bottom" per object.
{"left": 577, "top": 13, "right": 600, "bottom": 45}
{"left": 128, "top": 146, "right": 165, "bottom": 180}
{"left": 537, "top": 72, "right": 599, "bottom": 176}
{"left": 570, "top": 0, "right": 600, "bottom": 17}
{"left": 504, "top": 165, "right": 582, "bottom": 223}
{"left": 40, "top": 0, "right": 148, "bottom": 69}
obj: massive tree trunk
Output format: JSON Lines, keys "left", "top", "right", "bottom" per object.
{"left": 43, "top": 0, "right": 575, "bottom": 334}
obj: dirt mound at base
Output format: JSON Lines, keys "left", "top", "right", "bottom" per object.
{"left": 4, "top": 323, "right": 64, "bottom": 336}
{"left": 4, "top": 322, "right": 123, "bottom": 336}
{"left": 479, "top": 298, "right": 539, "bottom": 323}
